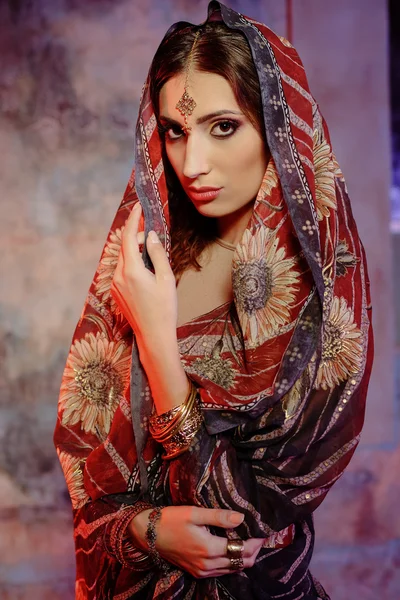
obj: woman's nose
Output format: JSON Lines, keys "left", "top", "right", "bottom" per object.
{"left": 182, "top": 134, "right": 210, "bottom": 179}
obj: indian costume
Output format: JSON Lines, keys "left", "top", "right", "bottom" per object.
{"left": 54, "top": 2, "right": 373, "bottom": 598}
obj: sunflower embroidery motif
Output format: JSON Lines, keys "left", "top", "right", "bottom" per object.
{"left": 233, "top": 228, "right": 300, "bottom": 348}
{"left": 57, "top": 450, "right": 89, "bottom": 509}
{"left": 313, "top": 130, "right": 337, "bottom": 220}
{"left": 332, "top": 151, "right": 347, "bottom": 186}
{"left": 315, "top": 296, "right": 363, "bottom": 390}
{"left": 192, "top": 339, "right": 235, "bottom": 389}
{"left": 60, "top": 332, "right": 131, "bottom": 439}
{"left": 95, "top": 227, "right": 123, "bottom": 314}
{"left": 257, "top": 159, "right": 280, "bottom": 203}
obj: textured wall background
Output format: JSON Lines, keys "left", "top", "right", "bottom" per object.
{"left": 0, "top": 0, "right": 398, "bottom": 598}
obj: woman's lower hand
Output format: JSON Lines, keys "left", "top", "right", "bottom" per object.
{"left": 128, "top": 506, "right": 265, "bottom": 578}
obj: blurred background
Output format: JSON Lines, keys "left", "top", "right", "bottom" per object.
{"left": 0, "top": 0, "right": 398, "bottom": 598}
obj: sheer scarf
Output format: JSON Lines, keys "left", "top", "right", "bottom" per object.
{"left": 54, "top": 3, "right": 373, "bottom": 598}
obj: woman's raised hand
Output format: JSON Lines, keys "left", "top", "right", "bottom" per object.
{"left": 129, "top": 506, "right": 265, "bottom": 578}
{"left": 111, "top": 202, "right": 178, "bottom": 346}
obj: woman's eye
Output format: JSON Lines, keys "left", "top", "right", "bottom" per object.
{"left": 212, "top": 120, "right": 239, "bottom": 137}
{"left": 166, "top": 126, "right": 184, "bottom": 140}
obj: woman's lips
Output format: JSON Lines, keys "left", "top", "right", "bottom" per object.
{"left": 187, "top": 187, "right": 223, "bottom": 202}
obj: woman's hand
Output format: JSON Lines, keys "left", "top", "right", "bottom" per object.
{"left": 111, "top": 202, "right": 178, "bottom": 347}
{"left": 129, "top": 506, "right": 265, "bottom": 578}
{"left": 111, "top": 201, "right": 189, "bottom": 413}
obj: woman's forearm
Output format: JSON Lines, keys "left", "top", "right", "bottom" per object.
{"left": 138, "top": 333, "right": 189, "bottom": 414}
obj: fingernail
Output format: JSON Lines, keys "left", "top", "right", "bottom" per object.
{"left": 148, "top": 230, "right": 160, "bottom": 243}
{"left": 229, "top": 512, "right": 244, "bottom": 526}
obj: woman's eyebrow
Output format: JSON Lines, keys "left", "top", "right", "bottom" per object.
{"left": 159, "top": 110, "right": 243, "bottom": 127}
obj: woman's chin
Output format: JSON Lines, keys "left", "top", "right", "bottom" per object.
{"left": 191, "top": 202, "right": 221, "bottom": 217}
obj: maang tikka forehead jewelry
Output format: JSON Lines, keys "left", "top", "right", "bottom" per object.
{"left": 175, "top": 29, "right": 201, "bottom": 133}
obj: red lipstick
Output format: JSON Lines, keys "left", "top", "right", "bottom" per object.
{"left": 187, "top": 186, "right": 222, "bottom": 202}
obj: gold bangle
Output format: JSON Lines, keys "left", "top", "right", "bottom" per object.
{"left": 151, "top": 395, "right": 191, "bottom": 441}
{"left": 162, "top": 397, "right": 203, "bottom": 460}
{"left": 149, "top": 377, "right": 202, "bottom": 459}
{"left": 149, "top": 379, "right": 197, "bottom": 443}
{"left": 154, "top": 385, "right": 197, "bottom": 443}
{"left": 149, "top": 379, "right": 194, "bottom": 435}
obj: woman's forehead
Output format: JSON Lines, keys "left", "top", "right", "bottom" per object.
{"left": 159, "top": 70, "right": 241, "bottom": 119}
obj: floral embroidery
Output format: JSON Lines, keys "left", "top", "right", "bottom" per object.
{"left": 60, "top": 332, "right": 131, "bottom": 439}
{"left": 315, "top": 296, "right": 363, "bottom": 390}
{"left": 57, "top": 450, "right": 89, "bottom": 509}
{"left": 192, "top": 339, "right": 235, "bottom": 389}
{"left": 95, "top": 227, "right": 123, "bottom": 314}
{"left": 233, "top": 228, "right": 300, "bottom": 347}
{"left": 332, "top": 152, "right": 345, "bottom": 182}
{"left": 257, "top": 159, "right": 280, "bottom": 203}
{"left": 53, "top": 9, "right": 373, "bottom": 599}
{"left": 335, "top": 240, "right": 359, "bottom": 277}
{"left": 313, "top": 130, "right": 337, "bottom": 220}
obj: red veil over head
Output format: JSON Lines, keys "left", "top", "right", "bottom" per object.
{"left": 54, "top": 2, "right": 373, "bottom": 599}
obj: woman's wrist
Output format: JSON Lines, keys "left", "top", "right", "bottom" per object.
{"left": 138, "top": 336, "right": 190, "bottom": 414}
{"left": 127, "top": 507, "right": 169, "bottom": 572}
{"left": 136, "top": 328, "right": 178, "bottom": 360}
{"left": 128, "top": 508, "right": 153, "bottom": 552}
{"left": 103, "top": 503, "right": 154, "bottom": 570}
{"left": 149, "top": 378, "right": 203, "bottom": 460}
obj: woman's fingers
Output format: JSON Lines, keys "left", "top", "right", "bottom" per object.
{"left": 243, "top": 538, "right": 265, "bottom": 557}
{"left": 146, "top": 230, "right": 174, "bottom": 280}
{"left": 210, "top": 536, "right": 264, "bottom": 561}
{"left": 112, "top": 202, "right": 144, "bottom": 301}
{"left": 189, "top": 507, "right": 245, "bottom": 529}
{"left": 198, "top": 538, "right": 264, "bottom": 577}
{"left": 153, "top": 506, "right": 265, "bottom": 580}
{"left": 137, "top": 231, "right": 145, "bottom": 246}
{"left": 201, "top": 550, "right": 261, "bottom": 571}
{"left": 121, "top": 202, "right": 143, "bottom": 264}
{"left": 120, "top": 202, "right": 171, "bottom": 279}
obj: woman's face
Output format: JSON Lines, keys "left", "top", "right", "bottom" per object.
{"left": 158, "top": 70, "right": 268, "bottom": 222}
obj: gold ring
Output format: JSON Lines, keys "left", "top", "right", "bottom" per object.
{"left": 226, "top": 539, "right": 244, "bottom": 560}
{"left": 229, "top": 556, "right": 244, "bottom": 570}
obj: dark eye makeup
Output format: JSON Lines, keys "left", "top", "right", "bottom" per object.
{"left": 212, "top": 120, "right": 240, "bottom": 137}
{"left": 157, "top": 119, "right": 241, "bottom": 141}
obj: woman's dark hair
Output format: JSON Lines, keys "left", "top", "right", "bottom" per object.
{"left": 148, "top": 22, "right": 265, "bottom": 280}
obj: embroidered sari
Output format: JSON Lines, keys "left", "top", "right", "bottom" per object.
{"left": 54, "top": 2, "right": 373, "bottom": 598}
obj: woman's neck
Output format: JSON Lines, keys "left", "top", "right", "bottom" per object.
{"left": 216, "top": 201, "right": 254, "bottom": 246}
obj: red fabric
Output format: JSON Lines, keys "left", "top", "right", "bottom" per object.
{"left": 54, "top": 2, "right": 373, "bottom": 598}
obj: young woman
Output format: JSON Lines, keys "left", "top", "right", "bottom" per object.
{"left": 54, "top": 2, "right": 373, "bottom": 599}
